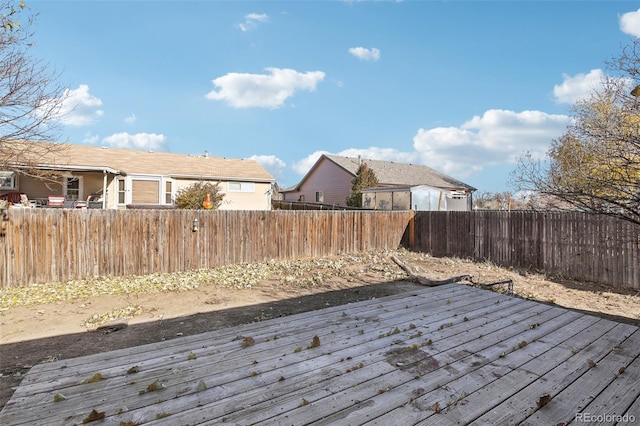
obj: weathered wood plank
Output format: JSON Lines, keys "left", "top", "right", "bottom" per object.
{"left": 316, "top": 309, "right": 595, "bottom": 426}
{"left": 620, "top": 396, "right": 640, "bottom": 425}
{"left": 571, "top": 341, "right": 640, "bottom": 426}
{"left": 5, "top": 288, "right": 502, "bottom": 424}
{"left": 17, "top": 284, "right": 474, "bottom": 380}
{"left": 194, "top": 298, "right": 545, "bottom": 425}
{"left": 517, "top": 327, "right": 640, "bottom": 425}
{"left": 3, "top": 285, "right": 498, "bottom": 424}
{"left": 270, "top": 306, "right": 573, "bottom": 426}
{"left": 418, "top": 321, "right": 638, "bottom": 426}
{"left": 1, "top": 285, "right": 638, "bottom": 426}
{"left": 364, "top": 312, "right": 604, "bottom": 426}
{"left": 470, "top": 327, "right": 640, "bottom": 424}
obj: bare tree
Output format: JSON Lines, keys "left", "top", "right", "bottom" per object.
{"left": 0, "top": 1, "right": 67, "bottom": 178}
{"left": 511, "top": 39, "right": 640, "bottom": 226}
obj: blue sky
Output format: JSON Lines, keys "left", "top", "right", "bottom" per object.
{"left": 31, "top": 1, "right": 640, "bottom": 192}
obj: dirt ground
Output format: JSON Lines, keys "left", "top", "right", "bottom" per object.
{"left": 1, "top": 249, "right": 639, "bottom": 410}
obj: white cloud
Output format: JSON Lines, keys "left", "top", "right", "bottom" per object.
{"left": 237, "top": 13, "right": 268, "bottom": 31}
{"left": 620, "top": 8, "right": 640, "bottom": 37}
{"left": 247, "top": 154, "right": 286, "bottom": 178}
{"left": 54, "top": 84, "right": 103, "bottom": 126}
{"left": 292, "top": 109, "right": 569, "bottom": 181}
{"left": 413, "top": 109, "right": 570, "bottom": 177}
{"left": 293, "top": 149, "right": 411, "bottom": 177}
{"left": 124, "top": 113, "right": 136, "bottom": 124}
{"left": 102, "top": 132, "right": 167, "bottom": 150}
{"left": 348, "top": 47, "right": 381, "bottom": 61}
{"left": 553, "top": 69, "right": 604, "bottom": 104}
{"left": 82, "top": 132, "right": 99, "bottom": 144}
{"left": 337, "top": 147, "right": 418, "bottom": 164}
{"left": 246, "top": 13, "right": 268, "bottom": 22}
{"left": 206, "top": 67, "right": 325, "bottom": 109}
{"left": 292, "top": 150, "right": 330, "bottom": 175}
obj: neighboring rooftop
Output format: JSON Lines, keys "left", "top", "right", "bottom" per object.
{"left": 324, "top": 154, "right": 476, "bottom": 191}
{"left": 9, "top": 142, "right": 274, "bottom": 181}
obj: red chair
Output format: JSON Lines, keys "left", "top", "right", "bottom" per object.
{"left": 0, "top": 192, "right": 23, "bottom": 204}
{"left": 47, "top": 195, "right": 65, "bottom": 208}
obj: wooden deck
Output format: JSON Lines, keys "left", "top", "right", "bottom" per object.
{"left": 1, "top": 283, "right": 639, "bottom": 425}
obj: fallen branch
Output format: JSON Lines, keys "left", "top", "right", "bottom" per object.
{"left": 390, "top": 255, "right": 474, "bottom": 287}
{"left": 481, "top": 279, "right": 514, "bottom": 294}
{"left": 390, "top": 255, "right": 514, "bottom": 294}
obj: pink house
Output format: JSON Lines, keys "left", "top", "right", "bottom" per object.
{"left": 281, "top": 154, "right": 476, "bottom": 211}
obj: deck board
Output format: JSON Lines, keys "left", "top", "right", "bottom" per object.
{"left": 1, "top": 283, "right": 638, "bottom": 426}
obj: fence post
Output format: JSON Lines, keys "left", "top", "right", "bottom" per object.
{"left": 409, "top": 210, "right": 415, "bottom": 249}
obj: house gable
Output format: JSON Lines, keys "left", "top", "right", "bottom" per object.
{"left": 282, "top": 156, "right": 354, "bottom": 206}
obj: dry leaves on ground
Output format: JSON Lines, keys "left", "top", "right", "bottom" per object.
{"left": 0, "top": 251, "right": 407, "bottom": 311}
{"left": 1, "top": 249, "right": 638, "bottom": 324}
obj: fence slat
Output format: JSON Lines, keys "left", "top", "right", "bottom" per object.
{"left": 1, "top": 210, "right": 637, "bottom": 289}
{"left": 407, "top": 211, "right": 639, "bottom": 289}
{"left": 0, "top": 210, "right": 413, "bottom": 288}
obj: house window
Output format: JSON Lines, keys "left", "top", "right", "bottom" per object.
{"left": 131, "top": 179, "right": 160, "bottom": 204}
{"left": 165, "top": 181, "right": 173, "bottom": 204}
{"left": 117, "top": 178, "right": 126, "bottom": 204}
{"left": 316, "top": 191, "right": 324, "bottom": 203}
{"left": 0, "top": 171, "right": 16, "bottom": 190}
{"left": 65, "top": 177, "right": 82, "bottom": 200}
{"left": 228, "top": 181, "right": 254, "bottom": 192}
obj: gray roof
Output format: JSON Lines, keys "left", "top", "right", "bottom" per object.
{"left": 324, "top": 155, "right": 476, "bottom": 191}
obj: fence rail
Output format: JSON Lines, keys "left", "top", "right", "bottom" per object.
{"left": 0, "top": 209, "right": 638, "bottom": 289}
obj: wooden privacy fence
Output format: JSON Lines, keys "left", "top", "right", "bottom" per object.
{"left": 408, "top": 211, "right": 640, "bottom": 290}
{"left": 0, "top": 209, "right": 412, "bottom": 288}
{"left": 1, "top": 209, "right": 638, "bottom": 289}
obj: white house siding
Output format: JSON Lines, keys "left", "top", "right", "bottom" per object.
{"left": 218, "top": 182, "right": 272, "bottom": 211}
{"left": 173, "top": 179, "right": 272, "bottom": 211}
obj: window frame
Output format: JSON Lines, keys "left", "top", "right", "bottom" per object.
{"left": 165, "top": 180, "right": 173, "bottom": 204}
{"left": 64, "top": 176, "right": 83, "bottom": 200}
{"left": 117, "top": 178, "right": 126, "bottom": 205}
{"left": 0, "top": 172, "right": 16, "bottom": 190}
{"left": 227, "top": 181, "right": 255, "bottom": 193}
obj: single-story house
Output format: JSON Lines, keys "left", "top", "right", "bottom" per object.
{"left": 281, "top": 154, "right": 476, "bottom": 211}
{"left": 0, "top": 141, "right": 275, "bottom": 210}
